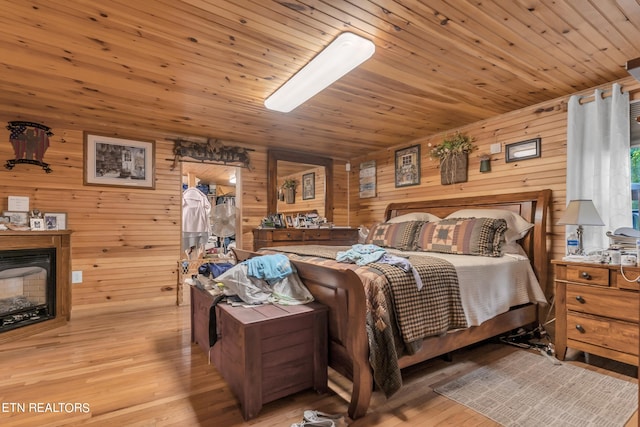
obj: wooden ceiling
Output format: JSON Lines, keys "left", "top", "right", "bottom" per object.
{"left": 1, "top": 0, "right": 640, "bottom": 161}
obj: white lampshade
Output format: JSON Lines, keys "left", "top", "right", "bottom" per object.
{"left": 264, "top": 32, "right": 375, "bottom": 113}
{"left": 557, "top": 199, "right": 605, "bottom": 226}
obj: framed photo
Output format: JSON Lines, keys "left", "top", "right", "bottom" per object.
{"left": 277, "top": 213, "right": 287, "bottom": 228}
{"left": 285, "top": 215, "right": 294, "bottom": 228}
{"left": 505, "top": 138, "right": 541, "bottom": 163}
{"left": 395, "top": 145, "right": 421, "bottom": 187}
{"left": 3, "top": 211, "right": 28, "bottom": 225}
{"left": 84, "top": 132, "right": 155, "bottom": 189}
{"left": 0, "top": 216, "right": 10, "bottom": 225}
{"left": 30, "top": 218, "right": 45, "bottom": 231}
{"left": 302, "top": 172, "right": 315, "bottom": 200}
{"left": 44, "top": 212, "right": 67, "bottom": 230}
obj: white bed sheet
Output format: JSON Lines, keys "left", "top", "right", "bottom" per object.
{"left": 388, "top": 249, "right": 547, "bottom": 326}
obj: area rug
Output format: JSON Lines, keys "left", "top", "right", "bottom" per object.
{"left": 434, "top": 350, "right": 637, "bottom": 426}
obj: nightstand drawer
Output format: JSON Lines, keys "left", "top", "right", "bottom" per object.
{"left": 565, "top": 265, "right": 609, "bottom": 286}
{"left": 567, "top": 312, "right": 638, "bottom": 356}
{"left": 566, "top": 284, "right": 638, "bottom": 322}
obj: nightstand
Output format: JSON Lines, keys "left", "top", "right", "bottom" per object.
{"left": 553, "top": 260, "right": 639, "bottom": 366}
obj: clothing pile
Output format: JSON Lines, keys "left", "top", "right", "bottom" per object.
{"left": 215, "top": 254, "right": 314, "bottom": 305}
{"left": 336, "top": 243, "right": 424, "bottom": 290}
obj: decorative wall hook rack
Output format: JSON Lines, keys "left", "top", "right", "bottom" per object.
{"left": 168, "top": 137, "right": 253, "bottom": 171}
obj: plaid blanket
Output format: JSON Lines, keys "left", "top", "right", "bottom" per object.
{"left": 257, "top": 245, "right": 466, "bottom": 397}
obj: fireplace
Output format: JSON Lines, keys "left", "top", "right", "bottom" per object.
{"left": 0, "top": 248, "right": 56, "bottom": 332}
{"left": 0, "top": 231, "right": 71, "bottom": 343}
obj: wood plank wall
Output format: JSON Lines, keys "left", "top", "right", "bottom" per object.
{"left": 0, "top": 77, "right": 637, "bottom": 310}
{"left": 350, "top": 77, "right": 640, "bottom": 297}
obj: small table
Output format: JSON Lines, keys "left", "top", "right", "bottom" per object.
{"left": 191, "top": 286, "right": 328, "bottom": 420}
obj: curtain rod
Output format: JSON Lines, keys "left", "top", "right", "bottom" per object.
{"left": 577, "top": 84, "right": 627, "bottom": 105}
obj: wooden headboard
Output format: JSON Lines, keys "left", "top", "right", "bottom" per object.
{"left": 384, "top": 189, "right": 552, "bottom": 292}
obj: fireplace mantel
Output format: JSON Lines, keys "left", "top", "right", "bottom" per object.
{"left": 0, "top": 230, "right": 71, "bottom": 343}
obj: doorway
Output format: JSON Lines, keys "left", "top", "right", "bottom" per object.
{"left": 180, "top": 162, "right": 241, "bottom": 257}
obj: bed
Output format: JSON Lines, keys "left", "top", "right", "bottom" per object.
{"left": 233, "top": 189, "right": 551, "bottom": 419}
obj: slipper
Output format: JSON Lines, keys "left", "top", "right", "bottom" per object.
{"left": 290, "top": 420, "right": 336, "bottom": 427}
{"left": 303, "top": 410, "right": 344, "bottom": 422}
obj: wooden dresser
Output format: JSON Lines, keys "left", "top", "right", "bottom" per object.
{"left": 253, "top": 227, "right": 358, "bottom": 251}
{"left": 553, "top": 260, "right": 639, "bottom": 366}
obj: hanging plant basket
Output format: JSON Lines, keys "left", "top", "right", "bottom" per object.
{"left": 440, "top": 153, "right": 468, "bottom": 185}
{"left": 285, "top": 187, "right": 295, "bottom": 204}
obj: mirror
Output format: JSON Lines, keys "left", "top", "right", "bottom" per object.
{"left": 267, "top": 150, "right": 333, "bottom": 221}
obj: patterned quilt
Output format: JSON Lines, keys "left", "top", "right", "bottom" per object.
{"left": 257, "top": 245, "right": 466, "bottom": 397}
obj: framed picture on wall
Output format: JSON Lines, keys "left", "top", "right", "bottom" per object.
{"left": 505, "top": 138, "right": 541, "bottom": 163}
{"left": 302, "top": 172, "right": 315, "bottom": 200}
{"left": 395, "top": 145, "right": 420, "bottom": 187}
{"left": 84, "top": 132, "right": 155, "bottom": 189}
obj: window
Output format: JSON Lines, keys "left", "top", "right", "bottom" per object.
{"left": 630, "top": 101, "right": 640, "bottom": 229}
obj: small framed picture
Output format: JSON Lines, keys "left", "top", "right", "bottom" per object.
{"left": 505, "top": 138, "right": 541, "bottom": 163}
{"left": 0, "top": 216, "right": 10, "bottom": 225}
{"left": 395, "top": 145, "right": 421, "bottom": 187}
{"left": 44, "top": 212, "right": 67, "bottom": 230}
{"left": 3, "top": 211, "right": 28, "bottom": 225}
{"left": 30, "top": 218, "right": 45, "bottom": 231}
{"left": 285, "top": 215, "right": 294, "bottom": 228}
{"left": 302, "top": 172, "right": 315, "bottom": 200}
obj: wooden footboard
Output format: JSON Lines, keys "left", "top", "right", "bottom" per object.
{"left": 233, "top": 248, "right": 373, "bottom": 419}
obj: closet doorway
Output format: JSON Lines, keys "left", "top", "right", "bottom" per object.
{"left": 180, "top": 162, "right": 242, "bottom": 258}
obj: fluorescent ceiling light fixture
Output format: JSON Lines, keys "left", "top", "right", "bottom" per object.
{"left": 264, "top": 32, "right": 375, "bottom": 112}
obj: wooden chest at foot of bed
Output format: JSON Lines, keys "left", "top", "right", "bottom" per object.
{"left": 210, "top": 301, "right": 328, "bottom": 420}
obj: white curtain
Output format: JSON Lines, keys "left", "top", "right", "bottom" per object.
{"left": 566, "top": 82, "right": 631, "bottom": 252}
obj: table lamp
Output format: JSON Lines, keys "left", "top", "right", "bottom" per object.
{"left": 557, "top": 199, "right": 605, "bottom": 255}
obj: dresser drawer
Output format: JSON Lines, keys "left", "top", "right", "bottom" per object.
{"left": 566, "top": 284, "right": 639, "bottom": 322}
{"left": 270, "top": 229, "right": 304, "bottom": 241}
{"left": 567, "top": 312, "right": 638, "bottom": 356}
{"left": 565, "top": 264, "right": 609, "bottom": 286}
{"left": 304, "top": 229, "right": 332, "bottom": 241}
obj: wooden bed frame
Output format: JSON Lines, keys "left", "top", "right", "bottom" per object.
{"left": 234, "top": 189, "right": 551, "bottom": 419}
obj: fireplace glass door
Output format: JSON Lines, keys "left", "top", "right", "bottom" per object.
{"left": 0, "top": 248, "right": 56, "bottom": 332}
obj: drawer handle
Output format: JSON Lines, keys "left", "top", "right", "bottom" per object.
{"left": 575, "top": 295, "right": 586, "bottom": 304}
{"left": 575, "top": 324, "right": 585, "bottom": 333}
{"left": 580, "top": 271, "right": 591, "bottom": 280}
{"left": 286, "top": 233, "right": 291, "bottom": 238}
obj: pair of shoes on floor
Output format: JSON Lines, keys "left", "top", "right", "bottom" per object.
{"left": 290, "top": 409, "right": 344, "bottom": 427}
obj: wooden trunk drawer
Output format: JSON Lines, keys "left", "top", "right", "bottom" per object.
{"left": 567, "top": 312, "right": 638, "bottom": 356}
{"left": 566, "top": 284, "right": 638, "bottom": 322}
{"left": 565, "top": 264, "right": 609, "bottom": 286}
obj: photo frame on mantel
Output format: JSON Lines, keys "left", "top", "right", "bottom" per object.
{"left": 84, "top": 132, "right": 155, "bottom": 189}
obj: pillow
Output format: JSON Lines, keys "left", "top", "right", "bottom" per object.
{"left": 365, "top": 221, "right": 424, "bottom": 250}
{"left": 445, "top": 209, "right": 533, "bottom": 243}
{"left": 386, "top": 212, "right": 441, "bottom": 224}
{"left": 413, "top": 217, "right": 507, "bottom": 257}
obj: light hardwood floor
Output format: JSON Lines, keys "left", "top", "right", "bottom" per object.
{"left": 1, "top": 302, "right": 637, "bottom": 427}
